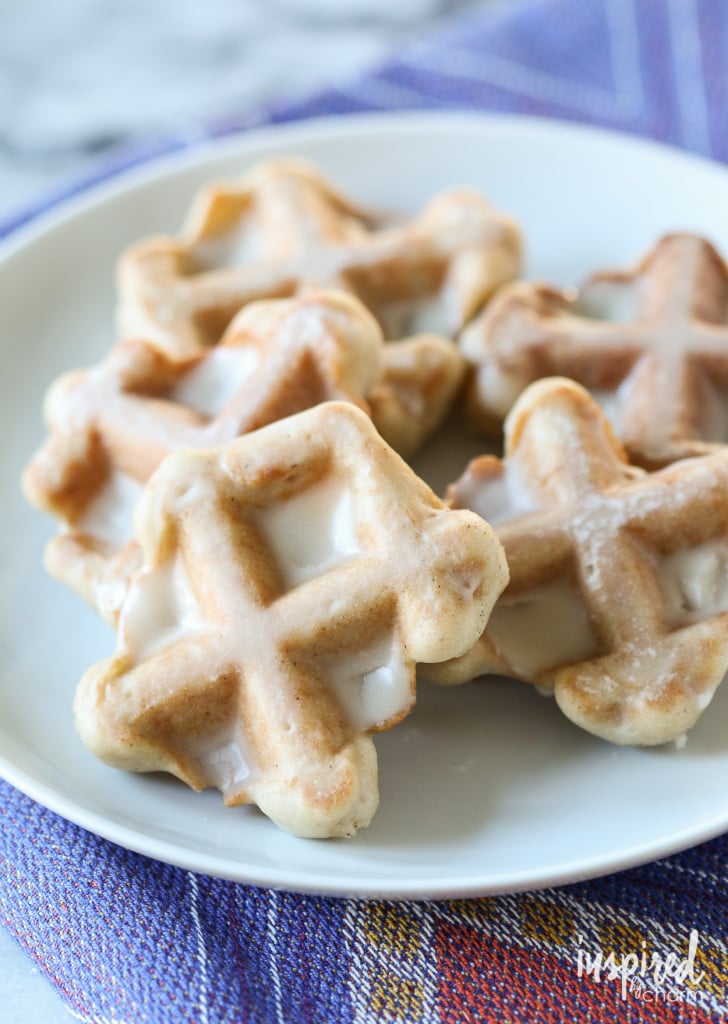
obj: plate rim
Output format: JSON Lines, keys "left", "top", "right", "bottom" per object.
{"left": 3, "top": 106, "right": 728, "bottom": 260}
{"left": 4, "top": 750, "right": 728, "bottom": 899}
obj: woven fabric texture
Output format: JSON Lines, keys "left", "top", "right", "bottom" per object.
{"left": 2, "top": 0, "right": 728, "bottom": 1021}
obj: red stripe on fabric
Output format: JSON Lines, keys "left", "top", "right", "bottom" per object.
{"left": 434, "top": 921, "right": 717, "bottom": 1024}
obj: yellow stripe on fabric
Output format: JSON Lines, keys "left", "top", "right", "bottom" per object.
{"left": 596, "top": 919, "right": 648, "bottom": 961}
{"left": 444, "top": 899, "right": 501, "bottom": 925}
{"left": 358, "top": 903, "right": 426, "bottom": 1021}
{"left": 517, "top": 894, "right": 578, "bottom": 947}
{"left": 362, "top": 903, "right": 422, "bottom": 956}
{"left": 365, "top": 969, "right": 426, "bottom": 1020}
{"left": 691, "top": 936, "right": 728, "bottom": 1000}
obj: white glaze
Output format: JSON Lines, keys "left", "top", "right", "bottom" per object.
{"left": 173, "top": 346, "right": 260, "bottom": 417}
{"left": 590, "top": 388, "right": 623, "bottom": 434}
{"left": 659, "top": 539, "right": 728, "bottom": 626}
{"left": 251, "top": 475, "right": 361, "bottom": 588}
{"left": 183, "top": 725, "right": 251, "bottom": 791}
{"left": 456, "top": 464, "right": 534, "bottom": 527}
{"left": 474, "top": 361, "right": 528, "bottom": 420}
{"left": 322, "top": 635, "right": 411, "bottom": 731}
{"left": 77, "top": 471, "right": 143, "bottom": 549}
{"left": 378, "top": 290, "right": 453, "bottom": 340}
{"left": 487, "top": 579, "right": 599, "bottom": 677}
{"left": 579, "top": 280, "right": 641, "bottom": 323}
{"left": 193, "top": 218, "right": 259, "bottom": 271}
{"left": 122, "top": 555, "right": 206, "bottom": 661}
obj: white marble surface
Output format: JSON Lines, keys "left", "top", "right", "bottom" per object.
{"left": 0, "top": 0, "right": 486, "bottom": 226}
{"left": 0, "top": 929, "right": 72, "bottom": 1024}
{"left": 0, "top": 0, "right": 489, "bottom": 1019}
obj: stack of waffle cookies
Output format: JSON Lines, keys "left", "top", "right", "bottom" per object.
{"left": 23, "top": 157, "right": 728, "bottom": 836}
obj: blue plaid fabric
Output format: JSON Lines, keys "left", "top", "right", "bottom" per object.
{"left": 2, "top": 1, "right": 728, "bottom": 1021}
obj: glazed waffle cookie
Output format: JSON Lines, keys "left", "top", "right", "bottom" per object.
{"left": 73, "top": 402, "right": 508, "bottom": 838}
{"left": 429, "top": 377, "right": 728, "bottom": 747}
{"left": 23, "top": 291, "right": 387, "bottom": 623}
{"left": 119, "top": 158, "right": 522, "bottom": 356}
{"left": 461, "top": 233, "right": 728, "bottom": 467}
{"left": 118, "top": 158, "right": 517, "bottom": 450}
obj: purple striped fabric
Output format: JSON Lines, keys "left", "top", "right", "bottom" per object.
{"left": 2, "top": 1, "right": 728, "bottom": 1021}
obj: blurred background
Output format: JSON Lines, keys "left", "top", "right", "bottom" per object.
{"left": 0, "top": 0, "right": 496, "bottom": 224}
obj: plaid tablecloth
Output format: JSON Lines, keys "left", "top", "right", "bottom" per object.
{"left": 2, "top": 1, "right": 728, "bottom": 1021}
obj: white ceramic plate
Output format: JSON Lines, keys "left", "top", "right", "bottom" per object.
{"left": 2, "top": 112, "right": 728, "bottom": 899}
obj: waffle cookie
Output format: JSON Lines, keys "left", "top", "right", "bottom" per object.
{"left": 22, "top": 290, "right": 386, "bottom": 623}
{"left": 73, "top": 402, "right": 509, "bottom": 838}
{"left": 119, "top": 158, "right": 519, "bottom": 450}
{"left": 429, "top": 377, "right": 728, "bottom": 747}
{"left": 119, "top": 157, "right": 522, "bottom": 355}
{"left": 462, "top": 233, "right": 728, "bottom": 467}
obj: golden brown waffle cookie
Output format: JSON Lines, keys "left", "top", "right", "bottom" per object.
{"left": 118, "top": 158, "right": 518, "bottom": 450}
{"left": 429, "top": 377, "right": 728, "bottom": 747}
{"left": 462, "top": 233, "right": 728, "bottom": 467}
{"left": 23, "top": 290, "right": 384, "bottom": 623}
{"left": 73, "top": 402, "right": 509, "bottom": 838}
{"left": 366, "top": 333, "right": 466, "bottom": 456}
{"left": 119, "top": 158, "right": 522, "bottom": 355}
